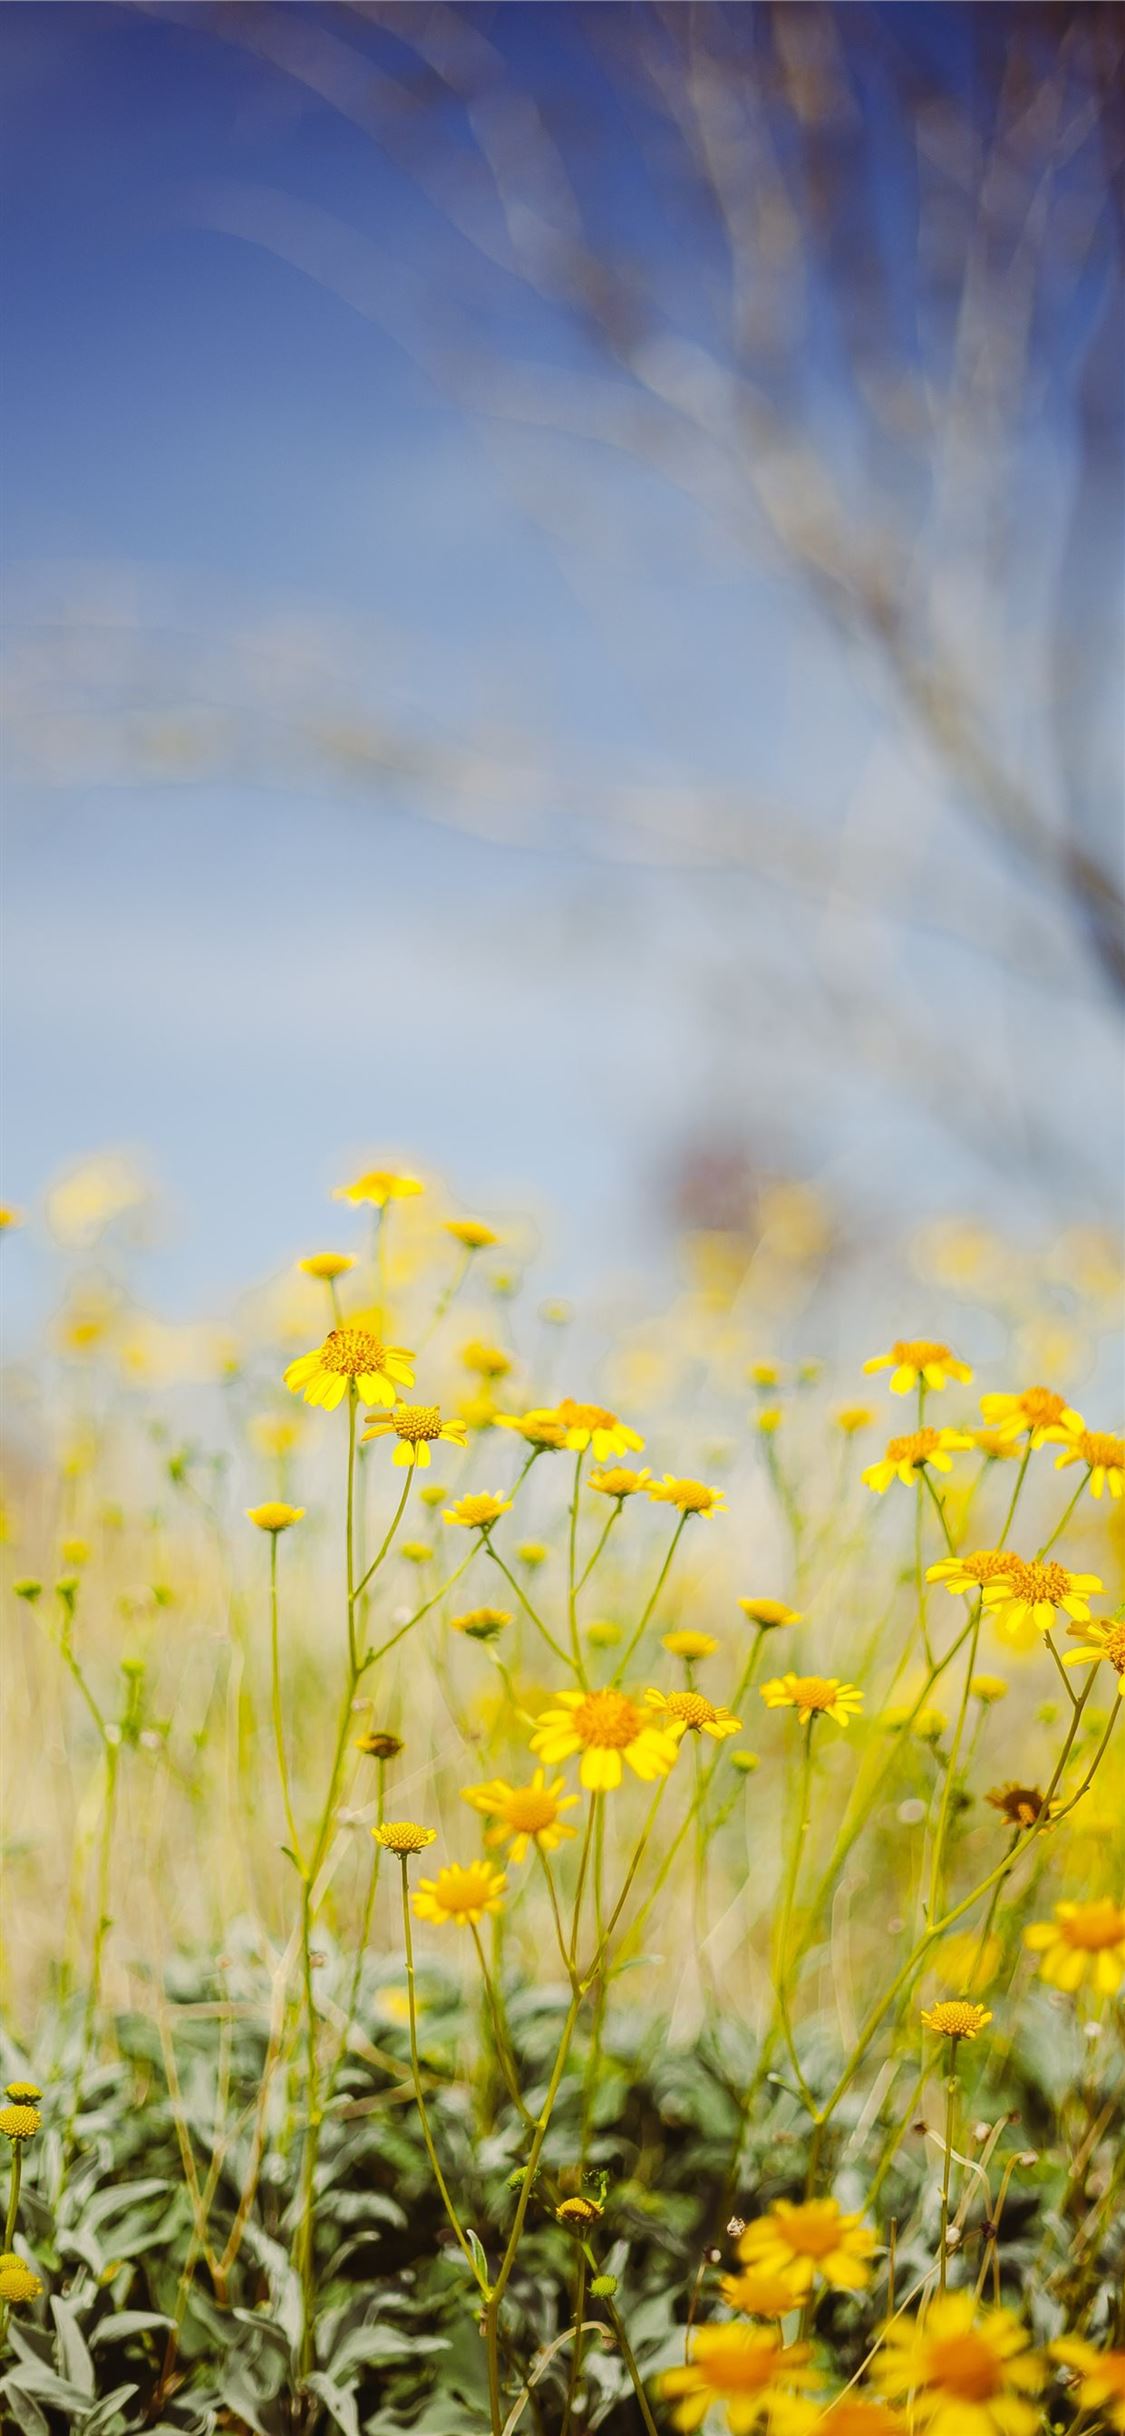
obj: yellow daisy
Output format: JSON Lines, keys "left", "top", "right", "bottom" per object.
{"left": 870, "top": 2293, "right": 1042, "bottom": 2434}
{"left": 926, "top": 1550, "right": 1018, "bottom": 1599}
{"left": 245, "top": 1502, "right": 304, "bottom": 1533}
{"left": 444, "top": 1218, "right": 498, "bottom": 1249}
{"left": 298, "top": 1252, "right": 355, "bottom": 1281}
{"left": 986, "top": 1782, "right": 1055, "bottom": 1827}
{"left": 460, "top": 1770, "right": 579, "bottom": 1861}
{"left": 648, "top": 1476, "right": 725, "bottom": 1517}
{"left": 548, "top": 1400, "right": 645, "bottom": 1460}
{"left": 450, "top": 1606, "right": 511, "bottom": 1640}
{"left": 658, "top": 2325, "right": 813, "bottom": 2431}
{"left": 736, "top": 2199, "right": 876, "bottom": 2296}
{"left": 737, "top": 1598, "right": 803, "bottom": 1630}
{"left": 835, "top": 1406, "right": 876, "bottom": 1436}
{"left": 373, "top": 1821, "right": 436, "bottom": 1855}
{"left": 495, "top": 1409, "right": 572, "bottom": 1450}
{"left": 443, "top": 1492, "right": 513, "bottom": 1531}
{"left": 977, "top": 1385, "right": 1071, "bottom": 1446}
{"left": 530, "top": 1687, "right": 679, "bottom": 1791}
{"left": 1024, "top": 1898, "right": 1125, "bottom": 1995}
{"left": 981, "top": 1556, "right": 1102, "bottom": 1637}
{"left": 920, "top": 2000, "right": 992, "bottom": 2042}
{"left": 1040, "top": 1413, "right": 1125, "bottom": 1498}
{"left": 284, "top": 1325, "right": 413, "bottom": 1411}
{"left": 1050, "top": 2337, "right": 1125, "bottom": 2432}
{"left": 1064, "top": 1612, "right": 1125, "bottom": 1695}
{"left": 645, "top": 1687, "right": 741, "bottom": 1742}
{"left": 334, "top": 1169, "right": 423, "bottom": 1208}
{"left": 862, "top": 1427, "right": 973, "bottom": 1492}
{"left": 462, "top": 1339, "right": 513, "bottom": 1380}
{"left": 0, "top": 2254, "right": 42, "bottom": 2305}
{"left": 412, "top": 1860, "right": 507, "bottom": 1928}
{"left": 760, "top": 1676, "right": 863, "bottom": 1728}
{"left": 864, "top": 1338, "right": 973, "bottom": 1395}
{"left": 361, "top": 1403, "right": 468, "bottom": 1468}
{"left": 588, "top": 1464, "right": 652, "bottom": 1498}
{"left": 663, "top": 1629, "right": 720, "bottom": 1660}
{"left": 718, "top": 2267, "right": 801, "bottom": 2320}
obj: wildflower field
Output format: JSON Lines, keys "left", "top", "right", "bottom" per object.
{"left": 1, "top": 1172, "right": 1123, "bottom": 2436}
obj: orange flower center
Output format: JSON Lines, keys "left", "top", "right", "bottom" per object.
{"left": 572, "top": 1690, "right": 644, "bottom": 1749}
{"left": 925, "top": 2002, "right": 987, "bottom": 2039}
{"left": 1059, "top": 1901, "right": 1125, "bottom": 1951}
{"left": 698, "top": 2344, "right": 781, "bottom": 2396}
{"left": 923, "top": 2332, "right": 1003, "bottom": 2401}
{"left": 776, "top": 2206, "right": 844, "bottom": 2259}
{"left": 1000, "top": 1559, "right": 1069, "bottom": 1605}
{"left": 322, "top": 1328, "right": 385, "bottom": 1377}
{"left": 893, "top": 1339, "right": 951, "bottom": 1365}
{"left": 1102, "top": 1622, "right": 1125, "bottom": 1673}
{"left": 787, "top": 1676, "right": 838, "bottom": 1712}
{"left": 503, "top": 1788, "right": 559, "bottom": 1834}
{"left": 666, "top": 1692, "right": 717, "bottom": 1728}
{"left": 961, "top": 1549, "right": 1019, "bottom": 1582}
{"left": 557, "top": 1400, "right": 617, "bottom": 1430}
{"left": 432, "top": 1866, "right": 496, "bottom": 1914}
{"left": 1020, "top": 1386, "right": 1067, "bottom": 1423}
{"left": 1078, "top": 1431, "right": 1125, "bottom": 1469}
{"left": 887, "top": 1428, "right": 940, "bottom": 1465}
{"left": 392, "top": 1405, "right": 443, "bottom": 1442}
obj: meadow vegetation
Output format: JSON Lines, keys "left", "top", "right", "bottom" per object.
{"left": 1, "top": 1169, "right": 1122, "bottom": 2434}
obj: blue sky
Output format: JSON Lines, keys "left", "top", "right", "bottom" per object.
{"left": 2, "top": 4, "right": 1121, "bottom": 1326}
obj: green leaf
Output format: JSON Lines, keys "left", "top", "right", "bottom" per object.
{"left": 304, "top": 2372, "right": 360, "bottom": 2436}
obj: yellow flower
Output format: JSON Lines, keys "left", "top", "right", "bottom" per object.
{"left": 1064, "top": 1613, "right": 1125, "bottom": 1696}
{"left": 496, "top": 1409, "right": 572, "bottom": 1449}
{"left": 0, "top": 2255, "right": 42, "bottom": 2305}
{"left": 530, "top": 1687, "right": 680, "bottom": 1791}
{"left": 373, "top": 1821, "right": 436, "bottom": 1856}
{"left": 971, "top": 1429, "right": 1021, "bottom": 1461}
{"left": 361, "top": 1403, "right": 468, "bottom": 1468}
{"left": 934, "top": 1930, "right": 1001, "bottom": 1993}
{"left": 461, "top": 1769, "right": 579, "bottom": 1861}
{"left": 761, "top": 1676, "right": 863, "bottom": 1727}
{"left": 412, "top": 1860, "right": 507, "bottom": 1927}
{"left": 334, "top": 1169, "right": 423, "bottom": 1208}
{"left": 450, "top": 1606, "right": 511, "bottom": 1641}
{"left": 0, "top": 1207, "right": 24, "bottom": 1232}
{"left": 249, "top": 1412, "right": 304, "bottom": 1460}
{"left": 1024, "top": 1897, "right": 1125, "bottom": 1995}
{"left": 443, "top": 1492, "right": 513, "bottom": 1531}
{"left": 245, "top": 1502, "right": 305, "bottom": 1533}
{"left": 986, "top": 1782, "right": 1055, "bottom": 1827}
{"left": 556, "top": 2194, "right": 602, "bottom": 2227}
{"left": 970, "top": 1675, "right": 1008, "bottom": 1703}
{"left": 399, "top": 1540, "right": 433, "bottom": 1564}
{"left": 586, "top": 1619, "right": 621, "bottom": 1648}
{"left": 462, "top": 1338, "right": 513, "bottom": 1380}
{"left": 298, "top": 1252, "right": 356, "bottom": 1281}
{"left": 756, "top": 1407, "right": 783, "bottom": 1434}
{"left": 445, "top": 1218, "right": 498, "bottom": 1249}
{"left": 542, "top": 1400, "right": 645, "bottom": 1460}
{"left": 588, "top": 1465, "right": 651, "bottom": 1498}
{"left": 353, "top": 1730, "right": 403, "bottom": 1759}
{"left": 1041, "top": 1413, "right": 1125, "bottom": 1498}
{"left": 749, "top": 1362, "right": 781, "bottom": 1387}
{"left": 719, "top": 2267, "right": 801, "bottom": 2319}
{"left": 736, "top": 2199, "right": 876, "bottom": 2296}
{"left": 663, "top": 1629, "right": 719, "bottom": 1660}
{"left": 1050, "top": 2337, "right": 1125, "bottom": 2432}
{"left": 981, "top": 1556, "right": 1102, "bottom": 1637}
{"left": 285, "top": 1325, "right": 414, "bottom": 1411}
{"left": 870, "top": 2293, "right": 1042, "bottom": 2434}
{"left": 645, "top": 1687, "right": 741, "bottom": 1742}
{"left": 4, "top": 2083, "right": 40, "bottom": 2102}
{"left": 738, "top": 1598, "right": 802, "bottom": 1630}
{"left": 978, "top": 1386, "right": 1071, "bottom": 1446}
{"left": 926, "top": 1550, "right": 1019, "bottom": 1599}
{"left": 658, "top": 2325, "right": 813, "bottom": 2431}
{"left": 863, "top": 1338, "right": 973, "bottom": 1395}
{"left": 0, "top": 2104, "right": 40, "bottom": 2142}
{"left": 777, "top": 2406, "right": 905, "bottom": 2436}
{"left": 920, "top": 1999, "right": 992, "bottom": 2042}
{"left": 863, "top": 1427, "right": 973, "bottom": 1492}
{"left": 648, "top": 1476, "right": 725, "bottom": 1517}
{"left": 517, "top": 1540, "right": 548, "bottom": 1567}
{"left": 835, "top": 1406, "right": 875, "bottom": 1436}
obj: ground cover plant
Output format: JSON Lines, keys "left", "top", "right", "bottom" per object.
{"left": 1, "top": 1169, "right": 1123, "bottom": 2434}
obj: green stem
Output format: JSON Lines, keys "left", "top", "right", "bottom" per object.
{"left": 399, "top": 1859, "right": 483, "bottom": 2281}
{"left": 269, "top": 1534, "right": 301, "bottom": 1862}
{"left": 939, "top": 2051, "right": 958, "bottom": 2291}
{"left": 612, "top": 1515, "right": 688, "bottom": 1683}
{"left": 4, "top": 2149, "right": 22, "bottom": 2252}
{"left": 352, "top": 1464, "right": 413, "bottom": 1606}
{"left": 567, "top": 1449, "right": 585, "bottom": 1676}
{"left": 1038, "top": 1471, "right": 1089, "bottom": 1556}
{"left": 486, "top": 1543, "right": 580, "bottom": 1677}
